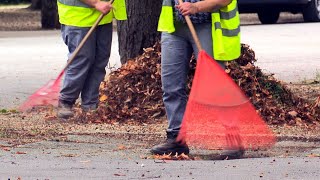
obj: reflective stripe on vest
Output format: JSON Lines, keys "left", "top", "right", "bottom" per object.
{"left": 214, "top": 22, "right": 240, "bottom": 37}
{"left": 157, "top": 0, "right": 240, "bottom": 61}
{"left": 57, "top": 0, "right": 127, "bottom": 27}
{"left": 212, "top": 0, "right": 240, "bottom": 60}
{"left": 58, "top": 0, "right": 91, "bottom": 7}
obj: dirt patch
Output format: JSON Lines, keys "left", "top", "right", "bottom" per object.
{"left": 0, "top": 5, "right": 41, "bottom": 31}
{"left": 0, "top": 110, "right": 167, "bottom": 145}
{"left": 285, "top": 82, "right": 320, "bottom": 102}
{"left": 1, "top": 111, "right": 320, "bottom": 158}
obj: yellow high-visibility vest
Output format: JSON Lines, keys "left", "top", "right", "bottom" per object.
{"left": 158, "top": 0, "right": 240, "bottom": 61}
{"left": 57, "top": 0, "right": 127, "bottom": 27}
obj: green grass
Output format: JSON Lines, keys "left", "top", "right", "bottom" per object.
{"left": 300, "top": 70, "right": 320, "bottom": 84}
{"left": 0, "top": 109, "right": 8, "bottom": 114}
{"left": 0, "top": 109, "right": 18, "bottom": 114}
{"left": 315, "top": 70, "right": 320, "bottom": 82}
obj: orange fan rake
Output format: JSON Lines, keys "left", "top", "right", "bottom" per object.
{"left": 19, "top": 13, "right": 106, "bottom": 112}
{"left": 177, "top": 51, "right": 275, "bottom": 150}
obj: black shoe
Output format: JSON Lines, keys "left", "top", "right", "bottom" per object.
{"left": 150, "top": 132, "right": 189, "bottom": 155}
{"left": 220, "top": 149, "right": 245, "bottom": 160}
{"left": 57, "top": 100, "right": 74, "bottom": 119}
{"left": 150, "top": 139, "right": 190, "bottom": 155}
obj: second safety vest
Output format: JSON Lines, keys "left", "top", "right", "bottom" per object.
{"left": 158, "top": 0, "right": 241, "bottom": 61}
{"left": 57, "top": 0, "right": 127, "bottom": 27}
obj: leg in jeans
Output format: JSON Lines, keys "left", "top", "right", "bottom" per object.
{"left": 59, "top": 25, "right": 97, "bottom": 105}
{"left": 81, "top": 24, "right": 113, "bottom": 110}
{"left": 150, "top": 30, "right": 192, "bottom": 155}
{"left": 161, "top": 31, "right": 193, "bottom": 137}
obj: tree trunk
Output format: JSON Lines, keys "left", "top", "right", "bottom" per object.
{"left": 41, "top": 0, "right": 60, "bottom": 29}
{"left": 117, "top": 0, "right": 162, "bottom": 64}
{"left": 30, "top": 0, "right": 41, "bottom": 10}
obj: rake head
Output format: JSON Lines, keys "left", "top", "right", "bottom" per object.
{"left": 177, "top": 51, "right": 275, "bottom": 150}
{"left": 19, "top": 72, "right": 63, "bottom": 112}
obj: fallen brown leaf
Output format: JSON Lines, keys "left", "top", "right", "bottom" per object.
{"left": 306, "top": 153, "right": 320, "bottom": 157}
{"left": 16, "top": 151, "right": 27, "bottom": 154}
{"left": 2, "top": 147, "right": 11, "bottom": 151}
{"left": 117, "top": 145, "right": 127, "bottom": 150}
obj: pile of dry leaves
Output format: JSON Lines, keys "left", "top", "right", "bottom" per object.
{"left": 75, "top": 43, "right": 319, "bottom": 125}
{"left": 227, "top": 45, "right": 319, "bottom": 125}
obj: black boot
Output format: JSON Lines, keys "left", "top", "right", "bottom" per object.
{"left": 57, "top": 100, "right": 74, "bottom": 119}
{"left": 150, "top": 132, "right": 189, "bottom": 155}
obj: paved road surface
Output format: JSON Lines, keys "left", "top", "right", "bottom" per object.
{"left": 241, "top": 23, "right": 320, "bottom": 82}
{"left": 0, "top": 135, "right": 320, "bottom": 179}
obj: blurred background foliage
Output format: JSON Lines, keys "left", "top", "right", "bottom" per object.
{"left": 0, "top": 0, "right": 30, "bottom": 4}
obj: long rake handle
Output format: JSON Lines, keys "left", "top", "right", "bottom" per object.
{"left": 63, "top": 0, "right": 115, "bottom": 71}
{"left": 54, "top": 13, "right": 104, "bottom": 84}
{"left": 63, "top": 14, "right": 104, "bottom": 71}
{"left": 177, "top": 0, "right": 203, "bottom": 51}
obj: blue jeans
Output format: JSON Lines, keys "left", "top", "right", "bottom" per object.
{"left": 59, "top": 23, "right": 112, "bottom": 109}
{"left": 161, "top": 21, "right": 225, "bottom": 136}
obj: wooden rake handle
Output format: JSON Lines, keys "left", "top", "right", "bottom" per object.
{"left": 63, "top": 0, "right": 115, "bottom": 71}
{"left": 177, "top": 0, "right": 203, "bottom": 51}
{"left": 63, "top": 14, "right": 104, "bottom": 71}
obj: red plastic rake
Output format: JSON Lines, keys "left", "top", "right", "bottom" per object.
{"left": 176, "top": 0, "right": 275, "bottom": 150}
{"left": 19, "top": 14, "right": 105, "bottom": 112}
{"left": 177, "top": 51, "right": 275, "bottom": 150}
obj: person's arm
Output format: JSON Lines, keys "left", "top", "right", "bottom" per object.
{"left": 81, "top": 0, "right": 113, "bottom": 14}
{"left": 177, "top": 0, "right": 232, "bottom": 16}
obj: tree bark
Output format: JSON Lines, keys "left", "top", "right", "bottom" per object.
{"left": 30, "top": 0, "right": 41, "bottom": 10}
{"left": 41, "top": 0, "right": 60, "bottom": 29}
{"left": 117, "top": 0, "right": 162, "bottom": 64}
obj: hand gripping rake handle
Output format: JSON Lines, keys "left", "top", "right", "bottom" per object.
{"left": 177, "top": 0, "right": 203, "bottom": 51}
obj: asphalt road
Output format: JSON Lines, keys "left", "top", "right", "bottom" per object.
{"left": 241, "top": 22, "right": 320, "bottom": 83}
{"left": 2, "top": 153, "right": 320, "bottom": 180}
{"left": 0, "top": 134, "right": 320, "bottom": 180}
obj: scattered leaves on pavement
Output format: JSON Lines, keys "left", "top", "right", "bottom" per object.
{"left": 1, "top": 147, "right": 11, "bottom": 151}
{"left": 60, "top": 153, "right": 79, "bottom": 157}
{"left": 306, "top": 153, "right": 320, "bottom": 157}
{"left": 148, "top": 153, "right": 195, "bottom": 161}
{"left": 15, "top": 151, "right": 27, "bottom": 154}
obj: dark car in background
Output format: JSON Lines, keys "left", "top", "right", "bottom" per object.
{"left": 238, "top": 0, "right": 320, "bottom": 24}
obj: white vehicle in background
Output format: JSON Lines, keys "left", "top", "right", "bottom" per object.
{"left": 238, "top": 0, "right": 320, "bottom": 24}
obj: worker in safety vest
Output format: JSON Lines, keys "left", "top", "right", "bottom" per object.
{"left": 150, "top": 0, "right": 243, "bottom": 158}
{"left": 56, "top": 0, "right": 127, "bottom": 119}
